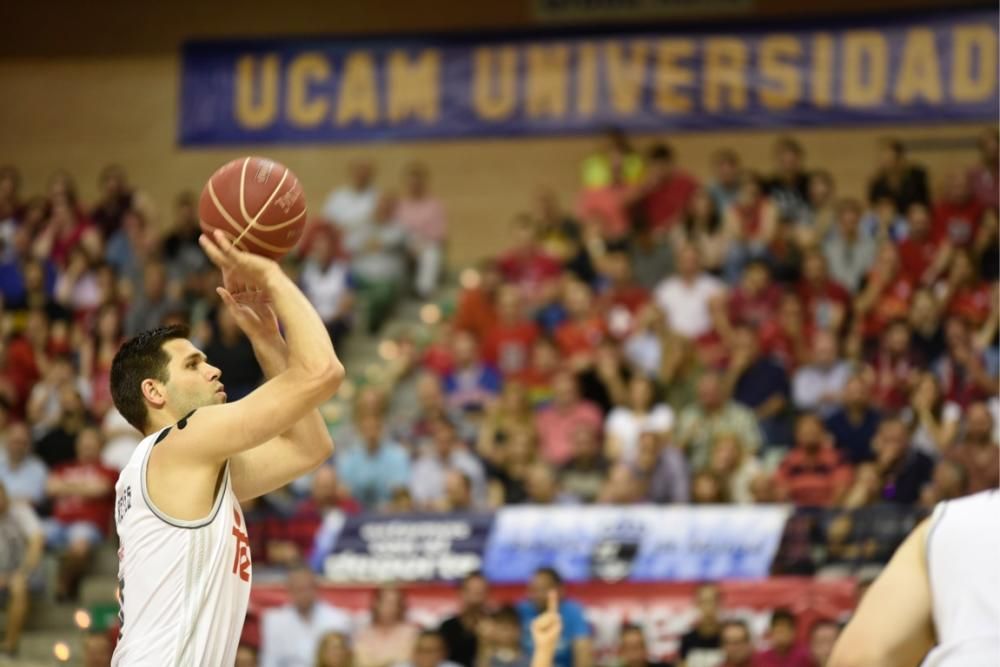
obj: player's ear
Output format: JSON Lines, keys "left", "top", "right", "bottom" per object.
{"left": 141, "top": 378, "right": 167, "bottom": 409}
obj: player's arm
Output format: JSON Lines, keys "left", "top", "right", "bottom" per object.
{"left": 156, "top": 232, "right": 343, "bottom": 467}
{"left": 828, "top": 518, "right": 936, "bottom": 667}
{"left": 222, "top": 294, "right": 336, "bottom": 500}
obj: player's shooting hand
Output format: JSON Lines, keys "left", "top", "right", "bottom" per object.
{"left": 217, "top": 286, "right": 282, "bottom": 344}
{"left": 199, "top": 229, "right": 278, "bottom": 292}
{"left": 530, "top": 590, "right": 563, "bottom": 656}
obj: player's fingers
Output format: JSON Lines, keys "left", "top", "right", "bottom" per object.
{"left": 198, "top": 234, "right": 231, "bottom": 268}
{"left": 546, "top": 589, "right": 558, "bottom": 615}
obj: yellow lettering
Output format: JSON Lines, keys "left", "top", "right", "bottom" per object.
{"left": 952, "top": 24, "right": 998, "bottom": 102}
{"left": 473, "top": 47, "right": 518, "bottom": 120}
{"left": 576, "top": 42, "right": 598, "bottom": 116}
{"left": 234, "top": 54, "right": 279, "bottom": 129}
{"left": 759, "top": 35, "right": 801, "bottom": 110}
{"left": 605, "top": 42, "right": 648, "bottom": 114}
{"left": 842, "top": 31, "right": 888, "bottom": 107}
{"left": 335, "top": 52, "right": 379, "bottom": 125}
{"left": 894, "top": 28, "right": 942, "bottom": 104}
{"left": 526, "top": 44, "right": 570, "bottom": 118}
{"left": 654, "top": 40, "right": 694, "bottom": 113}
{"left": 704, "top": 38, "right": 748, "bottom": 112}
{"left": 387, "top": 50, "right": 441, "bottom": 123}
{"left": 285, "top": 53, "right": 330, "bottom": 128}
{"left": 811, "top": 34, "right": 834, "bottom": 107}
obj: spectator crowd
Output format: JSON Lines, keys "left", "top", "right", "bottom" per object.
{"left": 0, "top": 125, "right": 996, "bottom": 664}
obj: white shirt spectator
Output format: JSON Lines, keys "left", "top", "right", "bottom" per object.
{"left": 261, "top": 601, "right": 352, "bottom": 667}
{"left": 322, "top": 186, "right": 379, "bottom": 233}
{"left": 301, "top": 260, "right": 351, "bottom": 324}
{"left": 792, "top": 361, "right": 852, "bottom": 417}
{"left": 605, "top": 405, "right": 675, "bottom": 463}
{"left": 409, "top": 448, "right": 487, "bottom": 509}
{"left": 623, "top": 330, "right": 661, "bottom": 378}
{"left": 101, "top": 407, "right": 142, "bottom": 471}
{"left": 653, "top": 274, "right": 724, "bottom": 339}
{"left": 903, "top": 401, "right": 962, "bottom": 459}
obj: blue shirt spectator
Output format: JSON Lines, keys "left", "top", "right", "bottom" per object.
{"left": 824, "top": 376, "right": 881, "bottom": 464}
{"left": 0, "top": 422, "right": 48, "bottom": 506}
{"left": 336, "top": 412, "right": 411, "bottom": 510}
{"left": 516, "top": 569, "right": 592, "bottom": 667}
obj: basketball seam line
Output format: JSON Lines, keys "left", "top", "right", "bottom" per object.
{"left": 207, "top": 179, "right": 297, "bottom": 253}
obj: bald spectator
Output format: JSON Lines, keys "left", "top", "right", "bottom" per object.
{"left": 773, "top": 414, "right": 853, "bottom": 507}
{"left": 792, "top": 331, "right": 852, "bottom": 417}
{"left": 947, "top": 401, "right": 999, "bottom": 493}
{"left": 0, "top": 421, "right": 47, "bottom": 506}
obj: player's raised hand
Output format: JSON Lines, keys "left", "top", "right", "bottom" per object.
{"left": 217, "top": 285, "right": 282, "bottom": 343}
{"left": 531, "top": 590, "right": 563, "bottom": 656}
{"left": 199, "top": 229, "right": 278, "bottom": 292}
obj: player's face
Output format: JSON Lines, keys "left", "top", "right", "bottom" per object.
{"left": 162, "top": 339, "right": 225, "bottom": 417}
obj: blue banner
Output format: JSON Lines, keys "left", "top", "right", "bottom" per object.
{"left": 483, "top": 505, "right": 792, "bottom": 583}
{"left": 313, "top": 512, "right": 494, "bottom": 583}
{"left": 180, "top": 11, "right": 997, "bottom": 145}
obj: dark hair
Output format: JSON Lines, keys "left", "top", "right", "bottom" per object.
{"left": 462, "top": 570, "right": 487, "bottom": 587}
{"left": 494, "top": 605, "right": 521, "bottom": 627}
{"left": 774, "top": 136, "right": 803, "bottom": 156}
{"left": 881, "top": 137, "right": 905, "bottom": 157}
{"left": 620, "top": 623, "right": 645, "bottom": 640}
{"left": 770, "top": 608, "right": 796, "bottom": 628}
{"left": 534, "top": 566, "right": 563, "bottom": 586}
{"left": 648, "top": 143, "right": 675, "bottom": 162}
{"left": 110, "top": 325, "right": 190, "bottom": 432}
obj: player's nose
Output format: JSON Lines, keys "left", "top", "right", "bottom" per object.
{"left": 205, "top": 364, "right": 222, "bottom": 382}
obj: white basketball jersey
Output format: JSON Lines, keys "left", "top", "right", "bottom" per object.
{"left": 112, "top": 423, "right": 252, "bottom": 667}
{"left": 923, "top": 490, "right": 1000, "bottom": 667}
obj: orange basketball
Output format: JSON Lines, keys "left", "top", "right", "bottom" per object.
{"left": 198, "top": 156, "right": 307, "bottom": 260}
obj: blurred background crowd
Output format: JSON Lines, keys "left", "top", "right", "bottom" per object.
{"left": 0, "top": 124, "right": 996, "bottom": 666}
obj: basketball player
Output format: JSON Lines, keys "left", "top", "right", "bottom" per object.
{"left": 829, "top": 490, "right": 999, "bottom": 666}
{"left": 109, "top": 230, "right": 344, "bottom": 666}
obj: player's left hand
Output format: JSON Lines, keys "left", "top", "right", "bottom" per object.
{"left": 217, "top": 285, "right": 282, "bottom": 344}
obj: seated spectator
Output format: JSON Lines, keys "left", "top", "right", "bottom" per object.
{"left": 932, "top": 170, "right": 983, "bottom": 247}
{"left": 0, "top": 421, "right": 47, "bottom": 506}
{"left": 918, "top": 459, "right": 968, "bottom": 509}
{"left": 907, "top": 288, "right": 947, "bottom": 365}
{"left": 653, "top": 244, "right": 726, "bottom": 340}
{"left": 622, "top": 304, "right": 672, "bottom": 382}
{"left": 483, "top": 426, "right": 536, "bottom": 507}
{"left": 34, "top": 191, "right": 99, "bottom": 270}
{"left": 514, "top": 337, "right": 560, "bottom": 407}
{"left": 410, "top": 417, "right": 486, "bottom": 511}
{"left": 534, "top": 371, "right": 602, "bottom": 466}
{"left": 270, "top": 466, "right": 361, "bottom": 566}
{"left": 605, "top": 376, "right": 673, "bottom": 464}
{"left": 691, "top": 470, "right": 729, "bottom": 504}
{"left": 517, "top": 568, "right": 592, "bottom": 667}
{"left": 637, "top": 142, "right": 698, "bottom": 235}
{"left": 616, "top": 624, "right": 672, "bottom": 667}
{"left": 802, "top": 170, "right": 837, "bottom": 240}
{"left": 823, "top": 199, "right": 876, "bottom": 293}
{"left": 336, "top": 411, "right": 410, "bottom": 510}
{"left": 754, "top": 608, "right": 810, "bottom": 667}
{"left": 673, "top": 189, "right": 727, "bottom": 275}
{"left": 597, "top": 463, "right": 648, "bottom": 504}
{"left": 124, "top": 260, "right": 181, "bottom": 337}
{"left": 576, "top": 340, "right": 630, "bottom": 413}
{"left": 576, "top": 158, "right": 635, "bottom": 245}
{"left": 792, "top": 330, "right": 852, "bottom": 417}
{"left": 105, "top": 207, "right": 157, "bottom": 288}
{"left": 675, "top": 372, "right": 762, "bottom": 470}
{"left": 773, "top": 414, "right": 853, "bottom": 507}
{"left": 396, "top": 372, "right": 473, "bottom": 452}
{"left": 860, "top": 194, "right": 908, "bottom": 241}
{"left": 934, "top": 316, "right": 997, "bottom": 407}
{"left": 596, "top": 249, "right": 649, "bottom": 335}
{"left": 26, "top": 355, "right": 90, "bottom": 440}
{"left": 553, "top": 279, "right": 607, "bottom": 369}
{"left": 635, "top": 431, "right": 689, "bottom": 504}
{"left": 496, "top": 216, "right": 562, "bottom": 309}
{"left": 766, "top": 136, "right": 811, "bottom": 223}
{"left": 796, "top": 251, "right": 849, "bottom": 333}
{"left": 946, "top": 401, "right": 999, "bottom": 493}
{"left": 397, "top": 162, "right": 447, "bottom": 299}
{"left": 533, "top": 188, "right": 590, "bottom": 280}
{"left": 34, "top": 383, "right": 91, "bottom": 469}
{"left": 300, "top": 225, "right": 353, "bottom": 348}
{"left": 316, "top": 631, "right": 354, "bottom": 667}
{"left": 679, "top": 584, "right": 724, "bottom": 667}
{"left": 345, "top": 194, "right": 407, "bottom": 334}
{"left": 706, "top": 434, "right": 762, "bottom": 505}
{"left": 476, "top": 606, "right": 529, "bottom": 667}
{"left": 855, "top": 244, "right": 915, "bottom": 340}
{"left": 90, "top": 164, "right": 133, "bottom": 239}
{"left": 442, "top": 473, "right": 484, "bottom": 517}
{"left": 807, "top": 620, "right": 840, "bottom": 667}
{"left": 903, "top": 372, "right": 960, "bottom": 459}
{"left": 724, "top": 326, "right": 792, "bottom": 449}
{"left": 897, "top": 202, "right": 949, "bottom": 286}
{"left": 453, "top": 261, "right": 501, "bottom": 343}
{"left": 162, "top": 191, "right": 208, "bottom": 284}
{"left": 322, "top": 160, "right": 379, "bottom": 234}
{"left": 722, "top": 172, "right": 779, "bottom": 281}
{"left": 865, "top": 319, "right": 920, "bottom": 412}
{"left": 200, "top": 306, "right": 263, "bottom": 401}
{"left": 0, "top": 480, "right": 44, "bottom": 657}
{"left": 355, "top": 586, "right": 419, "bottom": 667}
{"left": 940, "top": 250, "right": 996, "bottom": 331}
{"left": 560, "top": 422, "right": 609, "bottom": 504}
{"left": 868, "top": 138, "right": 929, "bottom": 212}
{"left": 477, "top": 382, "right": 534, "bottom": 464}
{"left": 580, "top": 128, "right": 644, "bottom": 190}
{"left": 482, "top": 286, "right": 539, "bottom": 378}
{"left": 723, "top": 260, "right": 782, "bottom": 333}
{"left": 78, "top": 303, "right": 124, "bottom": 419}
{"left": 824, "top": 374, "right": 881, "bottom": 464}
{"left": 395, "top": 630, "right": 463, "bottom": 667}
{"left": 523, "top": 462, "right": 572, "bottom": 506}
{"left": 718, "top": 620, "right": 756, "bottom": 667}
{"left": 967, "top": 127, "right": 998, "bottom": 208}
{"left": 439, "top": 571, "right": 491, "bottom": 667}
{"left": 443, "top": 330, "right": 502, "bottom": 414}
{"left": 44, "top": 426, "right": 116, "bottom": 600}
{"left": 628, "top": 215, "right": 675, "bottom": 290}
{"left": 260, "top": 565, "right": 352, "bottom": 667}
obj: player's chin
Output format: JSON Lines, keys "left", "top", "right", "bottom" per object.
{"left": 213, "top": 391, "right": 228, "bottom": 404}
